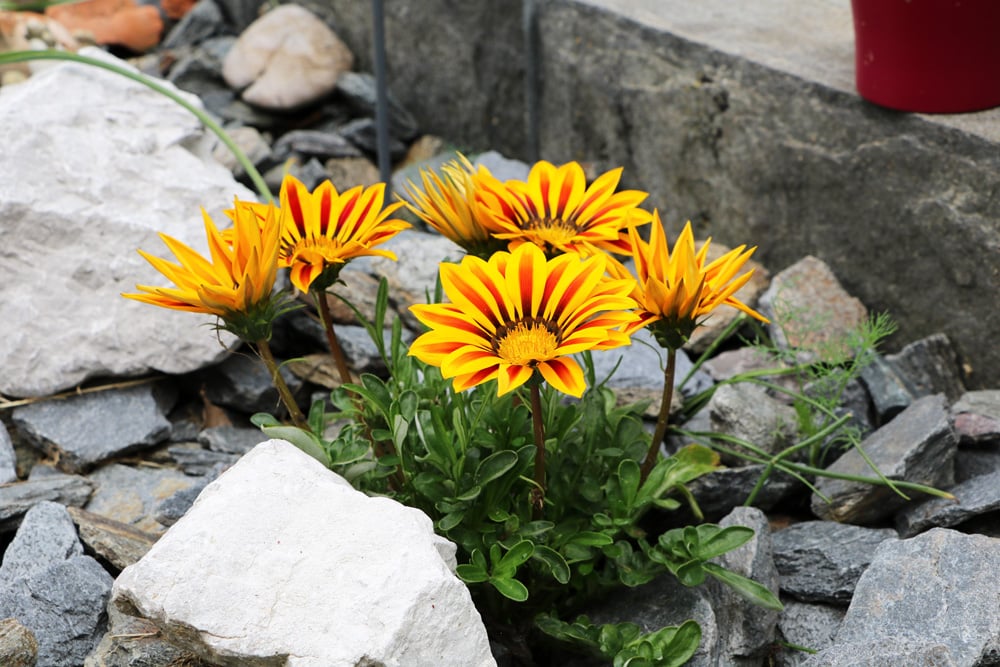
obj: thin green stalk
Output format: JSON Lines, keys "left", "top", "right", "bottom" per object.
{"left": 530, "top": 382, "right": 546, "bottom": 520}
{"left": 678, "top": 428, "right": 954, "bottom": 500}
{"left": 0, "top": 50, "right": 272, "bottom": 203}
{"left": 313, "top": 290, "right": 353, "bottom": 386}
{"left": 641, "top": 347, "right": 677, "bottom": 483}
{"left": 254, "top": 339, "right": 308, "bottom": 430}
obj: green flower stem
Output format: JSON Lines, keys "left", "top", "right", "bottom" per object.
{"left": 313, "top": 290, "right": 353, "bottom": 386}
{"left": 313, "top": 289, "right": 403, "bottom": 489}
{"left": 677, "top": 428, "right": 955, "bottom": 501}
{"left": 530, "top": 381, "right": 546, "bottom": 520}
{"left": 641, "top": 347, "right": 677, "bottom": 483}
{"left": 0, "top": 50, "right": 273, "bottom": 203}
{"left": 254, "top": 339, "right": 308, "bottom": 430}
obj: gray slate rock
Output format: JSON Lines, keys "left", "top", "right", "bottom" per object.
{"left": 0, "top": 502, "right": 114, "bottom": 666}
{"left": 804, "top": 639, "right": 958, "bottom": 667}
{"left": 0, "top": 422, "right": 16, "bottom": 484}
{"left": 706, "top": 507, "right": 780, "bottom": 664}
{"left": 822, "top": 528, "right": 1000, "bottom": 667}
{"left": 84, "top": 603, "right": 205, "bottom": 667}
{"left": 885, "top": 333, "right": 966, "bottom": 403}
{"left": 895, "top": 469, "right": 1000, "bottom": 537}
{"left": 858, "top": 354, "right": 916, "bottom": 425}
{"left": 955, "top": 448, "right": 1000, "bottom": 483}
{"left": 198, "top": 425, "right": 266, "bottom": 455}
{"left": 0, "top": 617, "right": 37, "bottom": 667}
{"left": 271, "top": 128, "right": 364, "bottom": 163}
{"left": 11, "top": 384, "right": 176, "bottom": 474}
{"left": 771, "top": 521, "right": 897, "bottom": 604}
{"left": 332, "top": 71, "right": 420, "bottom": 141}
{"left": 686, "top": 464, "right": 801, "bottom": 520}
{"left": 707, "top": 382, "right": 798, "bottom": 464}
{"left": 154, "top": 467, "right": 222, "bottom": 527}
{"left": 0, "top": 473, "right": 95, "bottom": 530}
{"left": 951, "top": 389, "right": 1000, "bottom": 447}
{"left": 775, "top": 599, "right": 844, "bottom": 667}
{"left": 337, "top": 116, "right": 409, "bottom": 161}
{"left": 161, "top": 0, "right": 224, "bottom": 50}
{"left": 67, "top": 506, "right": 159, "bottom": 572}
{"left": 286, "top": 314, "right": 413, "bottom": 375}
{"left": 810, "top": 394, "right": 957, "bottom": 524}
{"left": 167, "top": 443, "right": 240, "bottom": 476}
{"left": 201, "top": 351, "right": 305, "bottom": 416}
{"left": 85, "top": 463, "right": 201, "bottom": 535}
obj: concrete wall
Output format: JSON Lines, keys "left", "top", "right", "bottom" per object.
{"left": 321, "top": 0, "right": 1000, "bottom": 387}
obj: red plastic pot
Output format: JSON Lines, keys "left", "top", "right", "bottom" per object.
{"left": 851, "top": 0, "right": 1000, "bottom": 113}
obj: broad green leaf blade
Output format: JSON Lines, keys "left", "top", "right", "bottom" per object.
{"left": 532, "top": 545, "right": 570, "bottom": 584}
{"left": 703, "top": 562, "right": 784, "bottom": 610}
{"left": 475, "top": 450, "right": 519, "bottom": 485}
{"left": 694, "top": 525, "right": 754, "bottom": 561}
{"left": 495, "top": 540, "right": 534, "bottom": 577}
{"left": 490, "top": 576, "right": 529, "bottom": 602}
{"left": 455, "top": 563, "right": 489, "bottom": 583}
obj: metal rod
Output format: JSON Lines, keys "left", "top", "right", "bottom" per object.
{"left": 372, "top": 0, "right": 392, "bottom": 197}
{"left": 522, "top": 0, "right": 540, "bottom": 162}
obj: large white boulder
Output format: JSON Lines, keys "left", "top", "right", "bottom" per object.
{"left": 111, "top": 439, "right": 496, "bottom": 667}
{"left": 0, "top": 48, "right": 248, "bottom": 398}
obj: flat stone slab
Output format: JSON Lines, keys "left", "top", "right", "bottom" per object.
{"left": 12, "top": 384, "right": 175, "bottom": 474}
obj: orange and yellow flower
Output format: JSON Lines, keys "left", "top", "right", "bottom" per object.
{"left": 123, "top": 199, "right": 284, "bottom": 340}
{"left": 620, "top": 214, "right": 768, "bottom": 349}
{"left": 263, "top": 174, "right": 410, "bottom": 293}
{"left": 401, "top": 155, "right": 505, "bottom": 258}
{"left": 409, "top": 242, "right": 638, "bottom": 397}
{"left": 474, "top": 160, "right": 651, "bottom": 257}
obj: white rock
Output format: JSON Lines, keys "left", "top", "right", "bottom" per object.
{"left": 222, "top": 4, "right": 354, "bottom": 111}
{"left": 112, "top": 439, "right": 496, "bottom": 667}
{"left": 0, "top": 48, "right": 248, "bottom": 398}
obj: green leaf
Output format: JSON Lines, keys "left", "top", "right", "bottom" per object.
{"left": 261, "top": 425, "right": 330, "bottom": 467}
{"left": 250, "top": 412, "right": 281, "bottom": 428}
{"left": 437, "top": 510, "right": 466, "bottom": 532}
{"left": 694, "top": 525, "right": 754, "bottom": 561}
{"left": 568, "top": 531, "right": 615, "bottom": 547}
{"left": 475, "top": 450, "right": 518, "bottom": 485}
{"left": 675, "top": 560, "right": 706, "bottom": 587}
{"left": 617, "top": 459, "right": 641, "bottom": 506}
{"left": 455, "top": 563, "right": 489, "bottom": 583}
{"left": 495, "top": 540, "right": 534, "bottom": 578}
{"left": 454, "top": 485, "right": 482, "bottom": 501}
{"left": 517, "top": 521, "right": 554, "bottom": 537}
{"left": 703, "top": 562, "right": 784, "bottom": 610}
{"left": 397, "top": 390, "right": 419, "bottom": 422}
{"left": 391, "top": 414, "right": 409, "bottom": 450}
{"left": 490, "top": 576, "right": 529, "bottom": 602}
{"left": 532, "top": 545, "right": 570, "bottom": 584}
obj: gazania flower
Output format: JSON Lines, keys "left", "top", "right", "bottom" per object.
{"left": 123, "top": 200, "right": 287, "bottom": 341}
{"left": 401, "top": 155, "right": 505, "bottom": 258}
{"left": 264, "top": 174, "right": 409, "bottom": 293}
{"left": 475, "top": 160, "right": 651, "bottom": 257}
{"left": 408, "top": 242, "right": 638, "bottom": 397}
{"left": 623, "top": 213, "right": 768, "bottom": 350}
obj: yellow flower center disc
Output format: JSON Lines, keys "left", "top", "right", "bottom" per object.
{"left": 495, "top": 320, "right": 560, "bottom": 365}
{"left": 525, "top": 217, "right": 579, "bottom": 247}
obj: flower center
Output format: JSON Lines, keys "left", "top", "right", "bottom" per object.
{"left": 493, "top": 318, "right": 561, "bottom": 365}
{"left": 283, "top": 236, "right": 343, "bottom": 265}
{"left": 523, "top": 216, "right": 579, "bottom": 247}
